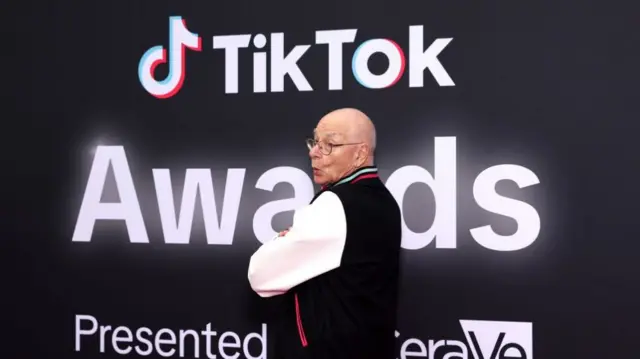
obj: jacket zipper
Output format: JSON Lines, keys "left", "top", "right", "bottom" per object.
{"left": 294, "top": 293, "right": 308, "bottom": 347}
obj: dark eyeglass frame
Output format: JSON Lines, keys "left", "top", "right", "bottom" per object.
{"left": 306, "top": 138, "right": 362, "bottom": 155}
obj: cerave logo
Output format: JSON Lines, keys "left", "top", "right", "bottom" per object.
{"left": 71, "top": 137, "right": 542, "bottom": 252}
{"left": 460, "top": 320, "right": 532, "bottom": 359}
{"left": 397, "top": 320, "right": 533, "bottom": 359}
{"left": 138, "top": 16, "right": 454, "bottom": 98}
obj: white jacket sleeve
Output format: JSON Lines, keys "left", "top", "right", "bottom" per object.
{"left": 247, "top": 191, "right": 347, "bottom": 297}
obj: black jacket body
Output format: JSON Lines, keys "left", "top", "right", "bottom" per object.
{"left": 248, "top": 166, "right": 402, "bottom": 359}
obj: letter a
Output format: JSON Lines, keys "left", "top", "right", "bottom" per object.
{"left": 72, "top": 146, "right": 149, "bottom": 243}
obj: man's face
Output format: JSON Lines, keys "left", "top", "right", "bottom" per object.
{"left": 309, "top": 120, "right": 359, "bottom": 186}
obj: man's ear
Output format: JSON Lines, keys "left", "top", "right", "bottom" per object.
{"left": 356, "top": 144, "right": 369, "bottom": 166}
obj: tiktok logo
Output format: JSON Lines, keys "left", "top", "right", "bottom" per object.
{"left": 138, "top": 16, "right": 202, "bottom": 99}
{"left": 138, "top": 16, "right": 454, "bottom": 97}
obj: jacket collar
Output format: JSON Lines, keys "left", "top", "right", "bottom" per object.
{"left": 321, "top": 166, "right": 379, "bottom": 190}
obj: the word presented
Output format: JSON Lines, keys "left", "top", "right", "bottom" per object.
{"left": 74, "top": 314, "right": 266, "bottom": 358}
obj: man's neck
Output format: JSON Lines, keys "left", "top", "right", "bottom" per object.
{"left": 323, "top": 165, "right": 378, "bottom": 190}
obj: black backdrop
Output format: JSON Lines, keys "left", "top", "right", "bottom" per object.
{"left": 7, "top": 1, "right": 640, "bottom": 358}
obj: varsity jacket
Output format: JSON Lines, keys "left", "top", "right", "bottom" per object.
{"left": 247, "top": 166, "right": 402, "bottom": 359}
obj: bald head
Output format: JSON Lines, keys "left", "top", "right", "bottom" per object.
{"left": 317, "top": 108, "right": 377, "bottom": 155}
{"left": 330, "top": 108, "right": 375, "bottom": 150}
{"left": 309, "top": 108, "right": 377, "bottom": 185}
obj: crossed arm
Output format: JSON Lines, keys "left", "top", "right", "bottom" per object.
{"left": 247, "top": 191, "right": 348, "bottom": 297}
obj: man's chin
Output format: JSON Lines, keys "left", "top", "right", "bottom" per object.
{"left": 312, "top": 175, "right": 328, "bottom": 186}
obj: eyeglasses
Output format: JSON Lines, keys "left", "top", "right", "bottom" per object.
{"left": 306, "top": 138, "right": 362, "bottom": 155}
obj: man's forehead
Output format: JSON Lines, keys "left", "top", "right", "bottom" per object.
{"left": 314, "top": 113, "right": 353, "bottom": 139}
{"left": 313, "top": 129, "right": 344, "bottom": 139}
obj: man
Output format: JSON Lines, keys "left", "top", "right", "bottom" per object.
{"left": 247, "top": 108, "right": 402, "bottom": 359}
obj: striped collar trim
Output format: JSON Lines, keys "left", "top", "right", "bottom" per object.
{"left": 322, "top": 166, "right": 378, "bottom": 190}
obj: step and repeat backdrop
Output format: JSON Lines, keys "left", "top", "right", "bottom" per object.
{"left": 9, "top": 1, "right": 638, "bottom": 358}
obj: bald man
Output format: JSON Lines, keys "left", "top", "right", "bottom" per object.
{"left": 248, "top": 108, "right": 402, "bottom": 359}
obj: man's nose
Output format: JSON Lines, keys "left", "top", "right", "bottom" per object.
{"left": 309, "top": 144, "right": 320, "bottom": 158}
